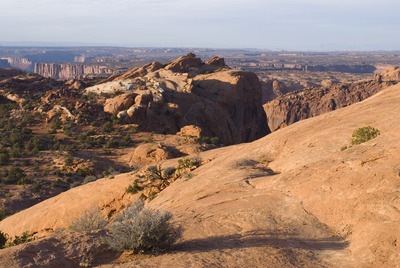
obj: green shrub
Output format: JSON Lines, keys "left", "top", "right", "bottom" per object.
{"left": 51, "top": 118, "right": 62, "bottom": 130}
{"left": 64, "top": 157, "right": 74, "bottom": 167}
{"left": 104, "top": 199, "right": 182, "bottom": 252}
{"left": 126, "top": 179, "right": 141, "bottom": 194}
{"left": 9, "top": 231, "right": 36, "bottom": 246}
{"left": 0, "top": 209, "right": 10, "bottom": 221}
{"left": 102, "top": 121, "right": 113, "bottom": 133}
{"left": 351, "top": 126, "right": 380, "bottom": 145}
{"left": 69, "top": 207, "right": 108, "bottom": 232}
{"left": 163, "top": 167, "right": 176, "bottom": 178}
{"left": 0, "top": 231, "right": 8, "bottom": 249}
{"left": 0, "top": 151, "right": 10, "bottom": 165}
{"left": 5, "top": 166, "right": 25, "bottom": 184}
{"left": 106, "top": 138, "right": 119, "bottom": 148}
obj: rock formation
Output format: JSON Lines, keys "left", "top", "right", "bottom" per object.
{"left": 34, "top": 63, "right": 117, "bottom": 80}
{"left": 264, "top": 77, "right": 397, "bottom": 131}
{"left": 87, "top": 53, "right": 269, "bottom": 145}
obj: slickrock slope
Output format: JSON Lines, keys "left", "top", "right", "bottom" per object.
{"left": 264, "top": 79, "right": 396, "bottom": 131}
{"left": 0, "top": 83, "right": 399, "bottom": 267}
{"left": 87, "top": 53, "right": 269, "bottom": 145}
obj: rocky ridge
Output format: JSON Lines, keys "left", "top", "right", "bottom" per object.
{"left": 263, "top": 69, "right": 399, "bottom": 131}
{"left": 87, "top": 53, "right": 269, "bottom": 145}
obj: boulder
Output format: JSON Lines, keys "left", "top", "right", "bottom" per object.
{"left": 177, "top": 125, "right": 203, "bottom": 138}
{"left": 104, "top": 92, "right": 137, "bottom": 115}
{"left": 165, "top": 53, "right": 202, "bottom": 73}
{"left": 206, "top": 56, "right": 226, "bottom": 67}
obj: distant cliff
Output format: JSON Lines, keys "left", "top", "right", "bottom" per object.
{"left": 0, "top": 57, "right": 32, "bottom": 71}
{"left": 34, "top": 63, "right": 117, "bottom": 80}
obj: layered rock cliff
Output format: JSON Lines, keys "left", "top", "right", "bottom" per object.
{"left": 264, "top": 78, "right": 397, "bottom": 131}
{"left": 34, "top": 63, "right": 116, "bottom": 80}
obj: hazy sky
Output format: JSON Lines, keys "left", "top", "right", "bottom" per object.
{"left": 1, "top": 0, "right": 399, "bottom": 50}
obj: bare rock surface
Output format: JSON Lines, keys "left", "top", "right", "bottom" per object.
{"left": 1, "top": 83, "right": 400, "bottom": 267}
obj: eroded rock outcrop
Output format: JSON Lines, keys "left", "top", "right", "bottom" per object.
{"left": 264, "top": 77, "right": 397, "bottom": 131}
{"left": 87, "top": 54, "right": 269, "bottom": 145}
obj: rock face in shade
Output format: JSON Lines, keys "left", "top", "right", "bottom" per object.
{"left": 87, "top": 53, "right": 270, "bottom": 145}
{"left": 263, "top": 79, "right": 396, "bottom": 131}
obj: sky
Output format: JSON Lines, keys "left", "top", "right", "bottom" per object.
{"left": 0, "top": 0, "right": 399, "bottom": 50}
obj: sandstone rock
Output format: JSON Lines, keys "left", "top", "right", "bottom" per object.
{"left": 264, "top": 79, "right": 395, "bottom": 131}
{"left": 98, "top": 55, "right": 270, "bottom": 144}
{"left": 112, "top": 62, "right": 163, "bottom": 81}
{"left": 165, "top": 53, "right": 202, "bottom": 73}
{"left": 46, "top": 105, "right": 75, "bottom": 123}
{"left": 104, "top": 92, "right": 137, "bottom": 115}
{"left": 206, "top": 56, "right": 226, "bottom": 67}
{"left": 129, "top": 143, "right": 174, "bottom": 165}
{"left": 380, "top": 66, "right": 400, "bottom": 81}
{"left": 177, "top": 125, "right": 203, "bottom": 138}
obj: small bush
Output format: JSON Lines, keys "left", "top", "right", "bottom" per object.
{"left": 64, "top": 157, "right": 74, "bottom": 167}
{"left": 163, "top": 167, "right": 176, "bottom": 178}
{"left": 9, "top": 231, "right": 36, "bottom": 246}
{"left": 351, "top": 126, "right": 380, "bottom": 145}
{"left": 69, "top": 207, "right": 108, "bottom": 232}
{"left": 0, "top": 209, "right": 10, "bottom": 221}
{"left": 104, "top": 199, "right": 182, "bottom": 252}
{"left": 5, "top": 166, "right": 25, "bottom": 184}
{"left": 0, "top": 151, "right": 10, "bottom": 165}
{"left": 126, "top": 179, "right": 141, "bottom": 194}
{"left": 0, "top": 231, "right": 8, "bottom": 249}
{"left": 83, "top": 175, "right": 98, "bottom": 184}
{"left": 146, "top": 164, "right": 164, "bottom": 181}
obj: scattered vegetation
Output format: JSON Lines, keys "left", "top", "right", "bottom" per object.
{"left": 69, "top": 207, "right": 108, "bottom": 232}
{"left": 126, "top": 179, "right": 141, "bottom": 194}
{"left": 341, "top": 126, "right": 381, "bottom": 151}
{"left": 351, "top": 126, "right": 380, "bottom": 145}
{"left": 104, "top": 199, "right": 182, "bottom": 253}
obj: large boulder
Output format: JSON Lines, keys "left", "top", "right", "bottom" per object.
{"left": 104, "top": 92, "right": 137, "bottom": 115}
{"left": 165, "top": 53, "right": 202, "bottom": 73}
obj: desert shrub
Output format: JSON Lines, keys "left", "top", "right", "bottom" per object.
{"left": 8, "top": 231, "right": 36, "bottom": 246}
{"left": 0, "top": 151, "right": 10, "bottom": 165}
{"left": 163, "top": 167, "right": 176, "bottom": 178}
{"left": 0, "top": 209, "right": 10, "bottom": 221}
{"left": 77, "top": 167, "right": 93, "bottom": 177}
{"left": 351, "top": 126, "right": 380, "bottom": 145}
{"left": 83, "top": 175, "right": 98, "bottom": 184}
{"left": 130, "top": 125, "right": 138, "bottom": 133}
{"left": 104, "top": 199, "right": 182, "bottom": 252}
{"left": 64, "top": 157, "right": 74, "bottom": 167}
{"left": 0, "top": 231, "right": 7, "bottom": 249}
{"left": 102, "top": 121, "right": 113, "bottom": 133}
{"left": 106, "top": 138, "right": 119, "bottom": 148}
{"left": 69, "top": 207, "right": 108, "bottom": 232}
{"left": 51, "top": 118, "right": 62, "bottom": 130}
{"left": 210, "top": 136, "right": 219, "bottom": 145}
{"left": 5, "top": 166, "right": 25, "bottom": 184}
{"left": 177, "top": 157, "right": 193, "bottom": 170}
{"left": 126, "top": 179, "right": 141, "bottom": 194}
{"left": 146, "top": 164, "right": 164, "bottom": 181}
